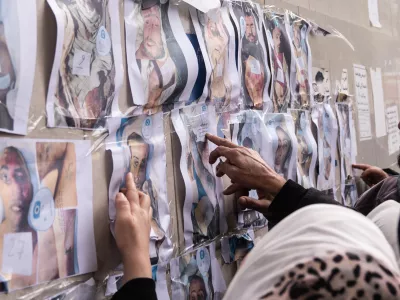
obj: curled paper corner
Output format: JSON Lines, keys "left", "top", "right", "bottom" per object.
{"left": 171, "top": 0, "right": 220, "bottom": 13}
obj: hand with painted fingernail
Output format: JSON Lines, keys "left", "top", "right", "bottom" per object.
{"left": 207, "top": 133, "right": 286, "bottom": 198}
{"left": 115, "top": 172, "right": 153, "bottom": 283}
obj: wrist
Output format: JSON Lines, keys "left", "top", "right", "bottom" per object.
{"left": 122, "top": 250, "right": 152, "bottom": 283}
{"left": 261, "top": 174, "right": 286, "bottom": 197}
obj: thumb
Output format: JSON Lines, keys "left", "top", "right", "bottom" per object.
{"left": 239, "top": 196, "right": 270, "bottom": 214}
{"left": 115, "top": 192, "right": 131, "bottom": 219}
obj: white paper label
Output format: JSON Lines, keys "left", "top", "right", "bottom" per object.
{"left": 190, "top": 105, "right": 209, "bottom": 142}
{"left": 353, "top": 65, "right": 372, "bottom": 141}
{"left": 96, "top": 26, "right": 112, "bottom": 56}
{"left": 72, "top": 49, "right": 91, "bottom": 77}
{"left": 386, "top": 105, "right": 399, "bottom": 155}
{"left": 240, "top": 16, "right": 246, "bottom": 39}
{"left": 142, "top": 117, "right": 152, "bottom": 140}
{"left": 250, "top": 59, "right": 261, "bottom": 75}
{"left": 2, "top": 232, "right": 33, "bottom": 276}
{"left": 216, "top": 63, "right": 223, "bottom": 77}
{"left": 196, "top": 247, "right": 211, "bottom": 277}
{"left": 28, "top": 188, "right": 55, "bottom": 231}
{"left": 277, "top": 68, "right": 284, "bottom": 84}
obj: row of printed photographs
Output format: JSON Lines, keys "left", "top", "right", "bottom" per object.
{"left": 2, "top": 0, "right": 330, "bottom": 134}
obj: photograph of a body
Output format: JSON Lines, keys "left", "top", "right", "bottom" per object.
{"left": 264, "top": 12, "right": 291, "bottom": 112}
{"left": 48, "top": 0, "right": 118, "bottom": 129}
{"left": 287, "top": 14, "right": 312, "bottom": 109}
{"left": 0, "top": 140, "right": 96, "bottom": 291}
{"left": 107, "top": 114, "right": 169, "bottom": 263}
{"left": 312, "top": 67, "right": 331, "bottom": 103}
{"left": 336, "top": 103, "right": 353, "bottom": 183}
{"left": 231, "top": 1, "right": 270, "bottom": 109}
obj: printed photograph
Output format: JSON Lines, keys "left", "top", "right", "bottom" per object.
{"left": 336, "top": 103, "right": 353, "bottom": 183}
{"left": 264, "top": 12, "right": 291, "bottom": 113}
{"left": 291, "top": 110, "right": 317, "bottom": 188}
{"left": 0, "top": 0, "right": 36, "bottom": 135}
{"left": 126, "top": 0, "right": 188, "bottom": 111}
{"left": 231, "top": 2, "right": 269, "bottom": 109}
{"left": 312, "top": 67, "right": 331, "bottom": 103}
{"left": 288, "top": 14, "right": 311, "bottom": 109}
{"left": 50, "top": 0, "right": 117, "bottom": 129}
{"left": 110, "top": 115, "right": 167, "bottom": 263}
{"left": 0, "top": 141, "right": 83, "bottom": 291}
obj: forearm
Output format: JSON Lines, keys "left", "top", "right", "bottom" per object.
{"left": 266, "top": 180, "right": 342, "bottom": 229}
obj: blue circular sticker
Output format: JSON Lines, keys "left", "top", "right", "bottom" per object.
{"left": 28, "top": 188, "right": 55, "bottom": 231}
{"left": 96, "top": 26, "right": 111, "bottom": 56}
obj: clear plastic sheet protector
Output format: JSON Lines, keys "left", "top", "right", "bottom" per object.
{"left": 289, "top": 109, "right": 317, "bottom": 188}
{"left": 47, "top": 0, "right": 124, "bottom": 129}
{"left": 171, "top": 104, "right": 227, "bottom": 250}
{"left": 106, "top": 113, "right": 173, "bottom": 264}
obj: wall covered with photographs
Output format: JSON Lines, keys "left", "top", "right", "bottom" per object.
{"left": 1, "top": 0, "right": 400, "bottom": 298}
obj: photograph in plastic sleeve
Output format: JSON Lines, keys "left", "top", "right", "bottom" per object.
{"left": 289, "top": 109, "right": 317, "bottom": 188}
{"left": 286, "top": 12, "right": 312, "bottom": 109}
{"left": 0, "top": 139, "right": 96, "bottom": 292}
{"left": 171, "top": 104, "right": 226, "bottom": 249}
{"left": 341, "top": 183, "right": 357, "bottom": 208}
{"left": 264, "top": 113, "right": 297, "bottom": 180}
{"left": 107, "top": 113, "right": 171, "bottom": 264}
{"left": 170, "top": 243, "right": 226, "bottom": 300}
{"left": 221, "top": 229, "right": 254, "bottom": 267}
{"left": 47, "top": 0, "right": 122, "bottom": 129}
{"left": 230, "top": 110, "right": 271, "bottom": 227}
{"left": 190, "top": 4, "right": 241, "bottom": 112}
{"left": 230, "top": 1, "right": 271, "bottom": 110}
{"left": 312, "top": 103, "right": 338, "bottom": 191}
{"left": 45, "top": 278, "right": 96, "bottom": 300}
{"left": 336, "top": 103, "right": 355, "bottom": 184}
{"left": 125, "top": 0, "right": 196, "bottom": 112}
{"left": 312, "top": 67, "right": 331, "bottom": 103}
{"left": 0, "top": 1, "right": 36, "bottom": 135}
{"left": 263, "top": 10, "right": 291, "bottom": 113}
{"left": 105, "top": 264, "right": 169, "bottom": 298}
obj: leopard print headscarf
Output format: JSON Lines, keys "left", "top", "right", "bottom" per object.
{"left": 261, "top": 251, "right": 400, "bottom": 300}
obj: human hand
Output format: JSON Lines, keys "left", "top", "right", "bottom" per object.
{"left": 207, "top": 133, "right": 287, "bottom": 198}
{"left": 115, "top": 173, "right": 152, "bottom": 282}
{"left": 352, "top": 164, "right": 389, "bottom": 187}
{"left": 237, "top": 189, "right": 272, "bottom": 216}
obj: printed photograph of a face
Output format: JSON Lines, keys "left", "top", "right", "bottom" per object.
{"left": 113, "top": 116, "right": 166, "bottom": 263}
{"left": 0, "top": 141, "right": 90, "bottom": 291}
{"left": 291, "top": 110, "right": 316, "bottom": 188}
{"left": 337, "top": 103, "right": 353, "bottom": 183}
{"left": 313, "top": 67, "right": 331, "bottom": 103}
{"left": 49, "top": 0, "right": 116, "bottom": 129}
{"left": 0, "top": 0, "right": 36, "bottom": 135}
{"left": 231, "top": 2, "right": 268, "bottom": 109}
{"left": 264, "top": 12, "right": 291, "bottom": 113}
{"left": 177, "top": 247, "right": 214, "bottom": 300}
{"left": 265, "top": 114, "right": 296, "bottom": 180}
{"left": 288, "top": 15, "right": 311, "bottom": 109}
{"left": 127, "top": 0, "right": 188, "bottom": 110}
{"left": 197, "top": 10, "right": 232, "bottom": 111}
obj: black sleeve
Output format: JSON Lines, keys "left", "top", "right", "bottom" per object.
{"left": 383, "top": 168, "right": 400, "bottom": 176}
{"left": 266, "top": 180, "right": 343, "bottom": 229}
{"left": 112, "top": 278, "right": 157, "bottom": 300}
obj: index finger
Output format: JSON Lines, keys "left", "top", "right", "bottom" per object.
{"left": 352, "top": 164, "right": 371, "bottom": 171}
{"left": 209, "top": 146, "right": 237, "bottom": 165}
{"left": 125, "top": 172, "right": 139, "bottom": 207}
{"left": 206, "top": 133, "right": 239, "bottom": 149}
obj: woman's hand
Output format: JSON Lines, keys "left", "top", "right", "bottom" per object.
{"left": 352, "top": 164, "right": 389, "bottom": 187}
{"left": 115, "top": 172, "right": 153, "bottom": 283}
{"left": 207, "top": 133, "right": 287, "bottom": 198}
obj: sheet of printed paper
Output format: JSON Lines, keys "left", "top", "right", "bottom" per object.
{"left": 386, "top": 105, "right": 399, "bottom": 155}
{"left": 353, "top": 65, "right": 372, "bottom": 141}
{"left": 370, "top": 67, "right": 387, "bottom": 137}
{"left": 368, "top": 0, "right": 382, "bottom": 28}
{"left": 0, "top": 139, "right": 96, "bottom": 291}
{"left": 179, "top": 0, "right": 220, "bottom": 13}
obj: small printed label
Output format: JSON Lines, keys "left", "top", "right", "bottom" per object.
{"left": 277, "top": 68, "right": 284, "bottom": 83}
{"left": 72, "top": 49, "right": 91, "bottom": 77}
{"left": 196, "top": 247, "right": 211, "bottom": 277}
{"left": 250, "top": 59, "right": 261, "bottom": 75}
{"left": 240, "top": 16, "right": 246, "bottom": 39}
{"left": 96, "top": 26, "right": 112, "bottom": 56}
{"left": 142, "top": 117, "right": 152, "bottom": 140}
{"left": 2, "top": 232, "right": 33, "bottom": 276}
{"left": 216, "top": 63, "right": 223, "bottom": 77}
{"left": 28, "top": 188, "right": 55, "bottom": 231}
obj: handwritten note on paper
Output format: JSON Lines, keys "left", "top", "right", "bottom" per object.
{"left": 368, "top": 0, "right": 382, "bottom": 28}
{"left": 370, "top": 67, "right": 387, "bottom": 137}
{"left": 2, "top": 233, "right": 33, "bottom": 276}
{"left": 353, "top": 65, "right": 372, "bottom": 141}
{"left": 386, "top": 106, "right": 399, "bottom": 155}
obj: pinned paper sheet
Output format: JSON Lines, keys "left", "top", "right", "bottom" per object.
{"left": 386, "top": 105, "right": 399, "bottom": 155}
{"left": 2, "top": 233, "right": 33, "bottom": 276}
{"left": 178, "top": 0, "right": 220, "bottom": 13}
{"left": 368, "top": 0, "right": 382, "bottom": 28}
{"left": 370, "top": 68, "right": 387, "bottom": 137}
{"left": 353, "top": 65, "right": 372, "bottom": 141}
